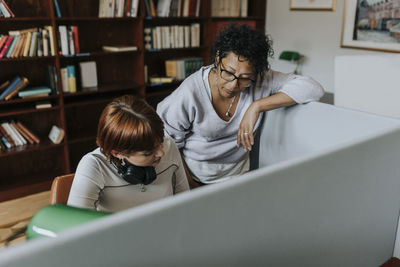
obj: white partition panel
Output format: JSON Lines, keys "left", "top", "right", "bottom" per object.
{"left": 1, "top": 103, "right": 400, "bottom": 267}
{"left": 334, "top": 55, "right": 400, "bottom": 119}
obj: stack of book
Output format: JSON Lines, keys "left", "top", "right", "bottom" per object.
{"left": 58, "top": 25, "right": 80, "bottom": 56}
{"left": 0, "top": 26, "right": 56, "bottom": 59}
{"left": 165, "top": 57, "right": 203, "bottom": 81}
{"left": 0, "top": 0, "right": 14, "bottom": 18}
{"left": 18, "top": 86, "right": 52, "bottom": 99}
{"left": 144, "top": 23, "right": 200, "bottom": 50}
{"left": 0, "top": 121, "right": 40, "bottom": 151}
{"left": 211, "top": 0, "right": 248, "bottom": 17}
{"left": 0, "top": 76, "right": 29, "bottom": 101}
{"left": 98, "top": 0, "right": 140, "bottom": 17}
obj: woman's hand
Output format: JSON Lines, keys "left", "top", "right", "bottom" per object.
{"left": 237, "top": 101, "right": 261, "bottom": 152}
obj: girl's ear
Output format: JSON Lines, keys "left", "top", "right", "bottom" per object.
{"left": 111, "top": 150, "right": 122, "bottom": 159}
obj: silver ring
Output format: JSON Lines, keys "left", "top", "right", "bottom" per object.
{"left": 244, "top": 132, "right": 249, "bottom": 135}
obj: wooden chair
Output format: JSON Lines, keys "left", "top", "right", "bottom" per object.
{"left": 50, "top": 174, "right": 75, "bottom": 204}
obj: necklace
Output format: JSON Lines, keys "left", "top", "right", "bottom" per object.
{"left": 215, "top": 69, "right": 237, "bottom": 118}
{"left": 225, "top": 95, "right": 236, "bottom": 118}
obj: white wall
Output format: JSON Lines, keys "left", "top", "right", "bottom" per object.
{"left": 266, "top": 0, "right": 397, "bottom": 93}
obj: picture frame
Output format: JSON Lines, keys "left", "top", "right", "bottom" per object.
{"left": 341, "top": 0, "right": 400, "bottom": 53}
{"left": 290, "top": 0, "right": 336, "bottom": 11}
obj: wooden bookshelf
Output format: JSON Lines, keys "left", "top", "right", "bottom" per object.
{"left": 0, "top": 0, "right": 266, "bottom": 201}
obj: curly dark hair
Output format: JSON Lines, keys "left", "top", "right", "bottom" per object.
{"left": 211, "top": 23, "right": 273, "bottom": 78}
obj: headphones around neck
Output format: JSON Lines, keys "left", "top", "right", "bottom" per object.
{"left": 112, "top": 158, "right": 157, "bottom": 185}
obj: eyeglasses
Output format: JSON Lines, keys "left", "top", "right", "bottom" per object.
{"left": 219, "top": 64, "right": 255, "bottom": 88}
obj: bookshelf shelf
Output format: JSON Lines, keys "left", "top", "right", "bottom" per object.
{"left": 0, "top": 0, "right": 265, "bottom": 201}
{"left": 56, "top": 17, "right": 141, "bottom": 22}
{"left": 0, "top": 56, "right": 56, "bottom": 62}
{"left": 0, "top": 17, "right": 52, "bottom": 22}
{"left": 0, "top": 95, "right": 58, "bottom": 106}
{"left": 0, "top": 141, "right": 63, "bottom": 158}
{"left": 0, "top": 106, "right": 60, "bottom": 118}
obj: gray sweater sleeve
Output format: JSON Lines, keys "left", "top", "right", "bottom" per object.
{"left": 261, "top": 70, "right": 325, "bottom": 103}
{"left": 156, "top": 79, "right": 196, "bottom": 149}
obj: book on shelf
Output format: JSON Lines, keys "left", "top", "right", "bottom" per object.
{"left": 45, "top": 65, "right": 58, "bottom": 93}
{"left": 48, "top": 125, "right": 64, "bottom": 144}
{"left": 1, "top": 122, "right": 26, "bottom": 146}
{"left": 16, "top": 121, "right": 40, "bottom": 144}
{"left": 98, "top": 0, "right": 139, "bottom": 17}
{"left": 60, "top": 67, "right": 69, "bottom": 93}
{"left": 79, "top": 61, "right": 98, "bottom": 89}
{"left": 53, "top": 0, "right": 62, "bottom": 18}
{"left": 71, "top": 26, "right": 80, "bottom": 54}
{"left": 211, "top": 0, "right": 247, "bottom": 17}
{"left": 0, "top": 35, "right": 8, "bottom": 51}
{"left": 102, "top": 45, "right": 138, "bottom": 52}
{"left": 4, "top": 77, "right": 29, "bottom": 101}
{"left": 0, "top": 27, "right": 52, "bottom": 59}
{"left": 67, "top": 65, "right": 77, "bottom": 93}
{"left": 0, "top": 80, "right": 10, "bottom": 93}
{"left": 0, "top": 76, "right": 29, "bottom": 101}
{"left": 12, "top": 122, "right": 34, "bottom": 144}
{"left": 0, "top": 0, "right": 15, "bottom": 18}
{"left": 0, "top": 124, "right": 15, "bottom": 148}
{"left": 58, "top": 25, "right": 69, "bottom": 55}
{"left": 17, "top": 86, "right": 52, "bottom": 98}
{"left": 149, "top": 76, "right": 175, "bottom": 84}
{"left": 144, "top": 23, "right": 200, "bottom": 50}
{"left": 165, "top": 57, "right": 203, "bottom": 80}
{"left": 35, "top": 101, "right": 52, "bottom": 109}
{"left": 0, "top": 35, "right": 13, "bottom": 58}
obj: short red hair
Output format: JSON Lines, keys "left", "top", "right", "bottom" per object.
{"left": 96, "top": 95, "right": 164, "bottom": 158}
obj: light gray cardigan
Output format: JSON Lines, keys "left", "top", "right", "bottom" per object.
{"left": 157, "top": 65, "right": 324, "bottom": 164}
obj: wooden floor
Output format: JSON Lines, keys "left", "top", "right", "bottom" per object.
{"left": 0, "top": 191, "right": 50, "bottom": 250}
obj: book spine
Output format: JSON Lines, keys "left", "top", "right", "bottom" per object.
{"left": 0, "top": 76, "right": 22, "bottom": 100}
{"left": 22, "top": 32, "right": 32, "bottom": 57}
{"left": 0, "top": 0, "right": 14, "bottom": 17}
{"left": 72, "top": 26, "right": 80, "bottom": 54}
{"left": 4, "top": 76, "right": 29, "bottom": 101}
{"left": 53, "top": 0, "right": 62, "bottom": 17}
{"left": 0, "top": 35, "right": 12, "bottom": 58}
{"left": 60, "top": 67, "right": 69, "bottom": 93}
{"left": 28, "top": 31, "right": 38, "bottom": 57}
{"left": 1, "top": 122, "right": 22, "bottom": 146}
{"left": 8, "top": 122, "right": 27, "bottom": 145}
{"left": 37, "top": 29, "right": 43, "bottom": 57}
{"left": 58, "top": 25, "right": 69, "bottom": 55}
{"left": 5, "top": 35, "right": 18, "bottom": 58}
{"left": 0, "top": 125, "right": 13, "bottom": 148}
{"left": 68, "top": 26, "right": 75, "bottom": 55}
{"left": 45, "top": 26, "right": 56, "bottom": 56}
{"left": 13, "top": 122, "right": 34, "bottom": 144}
{"left": 67, "top": 65, "right": 77, "bottom": 93}
{"left": 16, "top": 122, "right": 40, "bottom": 144}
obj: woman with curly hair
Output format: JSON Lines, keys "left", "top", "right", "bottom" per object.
{"left": 157, "top": 24, "right": 324, "bottom": 187}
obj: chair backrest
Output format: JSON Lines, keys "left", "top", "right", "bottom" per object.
{"left": 50, "top": 174, "right": 75, "bottom": 204}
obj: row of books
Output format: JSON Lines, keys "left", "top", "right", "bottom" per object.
{"left": 165, "top": 57, "right": 203, "bottom": 80}
{"left": 58, "top": 25, "right": 80, "bottom": 56}
{"left": 0, "top": 121, "right": 40, "bottom": 151}
{"left": 144, "top": 23, "right": 200, "bottom": 50}
{"left": 0, "top": 26, "right": 56, "bottom": 59}
{"left": 61, "top": 61, "right": 98, "bottom": 93}
{"left": 149, "top": 0, "right": 201, "bottom": 17}
{"left": 98, "top": 0, "right": 139, "bottom": 17}
{"left": 211, "top": 0, "right": 248, "bottom": 17}
{"left": 0, "top": 0, "right": 14, "bottom": 18}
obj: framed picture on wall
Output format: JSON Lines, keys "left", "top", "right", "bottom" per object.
{"left": 290, "top": 0, "right": 336, "bottom": 11}
{"left": 342, "top": 0, "right": 400, "bottom": 53}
